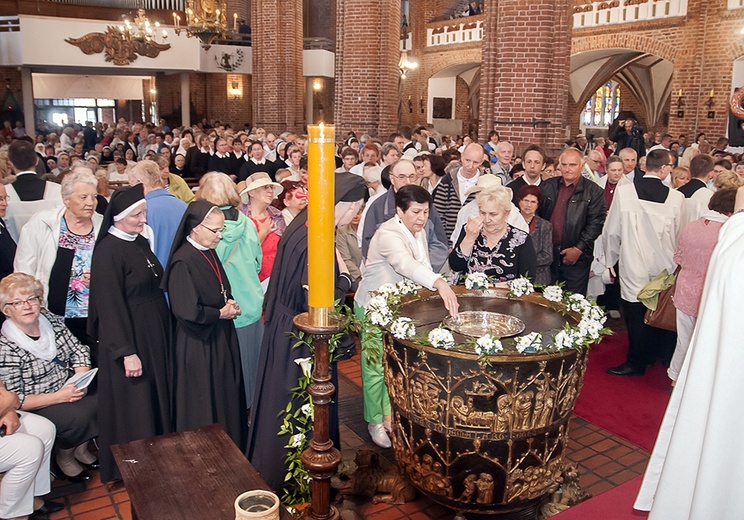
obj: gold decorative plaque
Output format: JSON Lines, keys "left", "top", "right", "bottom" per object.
{"left": 66, "top": 28, "right": 171, "bottom": 66}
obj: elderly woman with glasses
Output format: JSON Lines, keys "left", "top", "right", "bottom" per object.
{"left": 14, "top": 171, "right": 103, "bottom": 347}
{"left": 450, "top": 185, "right": 537, "bottom": 283}
{"left": 0, "top": 273, "right": 97, "bottom": 484}
{"left": 163, "top": 201, "right": 246, "bottom": 450}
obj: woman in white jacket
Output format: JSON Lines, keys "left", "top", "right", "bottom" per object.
{"left": 354, "top": 185, "right": 458, "bottom": 448}
{"left": 14, "top": 172, "right": 103, "bottom": 345}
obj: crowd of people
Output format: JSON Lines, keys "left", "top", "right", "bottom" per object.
{"left": 0, "top": 114, "right": 736, "bottom": 516}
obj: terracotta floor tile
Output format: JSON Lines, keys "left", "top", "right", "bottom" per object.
{"left": 582, "top": 453, "right": 612, "bottom": 470}
{"left": 423, "top": 502, "right": 455, "bottom": 519}
{"left": 68, "top": 484, "right": 110, "bottom": 504}
{"left": 369, "top": 507, "right": 408, "bottom": 519}
{"left": 566, "top": 446, "right": 598, "bottom": 462}
{"left": 617, "top": 451, "right": 648, "bottom": 467}
{"left": 590, "top": 438, "right": 620, "bottom": 454}
{"left": 397, "top": 498, "right": 428, "bottom": 514}
{"left": 73, "top": 505, "right": 118, "bottom": 520}
{"left": 579, "top": 471, "right": 602, "bottom": 489}
{"left": 608, "top": 468, "right": 641, "bottom": 485}
{"left": 575, "top": 431, "right": 608, "bottom": 446}
{"left": 48, "top": 509, "right": 71, "bottom": 520}
{"left": 358, "top": 500, "right": 395, "bottom": 516}
{"left": 69, "top": 495, "right": 113, "bottom": 515}
{"left": 585, "top": 480, "right": 615, "bottom": 497}
{"left": 408, "top": 511, "right": 436, "bottom": 520}
{"left": 604, "top": 444, "right": 635, "bottom": 460}
{"left": 593, "top": 461, "right": 625, "bottom": 478}
{"left": 116, "top": 503, "right": 133, "bottom": 520}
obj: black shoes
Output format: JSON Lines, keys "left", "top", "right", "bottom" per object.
{"left": 51, "top": 458, "right": 92, "bottom": 483}
{"left": 606, "top": 362, "right": 646, "bottom": 376}
{"left": 77, "top": 458, "right": 100, "bottom": 471}
{"left": 31, "top": 500, "right": 65, "bottom": 517}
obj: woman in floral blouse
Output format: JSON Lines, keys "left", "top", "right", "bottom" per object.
{"left": 449, "top": 185, "right": 537, "bottom": 282}
{"left": 0, "top": 273, "right": 97, "bottom": 484}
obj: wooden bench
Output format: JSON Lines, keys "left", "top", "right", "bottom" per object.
{"left": 111, "top": 424, "right": 293, "bottom": 520}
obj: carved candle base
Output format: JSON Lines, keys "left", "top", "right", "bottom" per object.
{"left": 294, "top": 312, "right": 343, "bottom": 520}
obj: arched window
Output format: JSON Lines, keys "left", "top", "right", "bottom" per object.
{"left": 582, "top": 81, "right": 620, "bottom": 127}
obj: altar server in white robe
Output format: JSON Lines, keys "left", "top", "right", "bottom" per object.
{"left": 634, "top": 186, "right": 744, "bottom": 519}
{"left": 603, "top": 149, "right": 686, "bottom": 377}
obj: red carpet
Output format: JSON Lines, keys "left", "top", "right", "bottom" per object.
{"left": 573, "top": 332, "right": 671, "bottom": 452}
{"left": 553, "top": 476, "right": 648, "bottom": 519}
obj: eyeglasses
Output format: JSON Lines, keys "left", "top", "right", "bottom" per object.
{"left": 392, "top": 173, "right": 418, "bottom": 181}
{"left": 201, "top": 224, "right": 226, "bottom": 235}
{"left": 4, "top": 296, "right": 41, "bottom": 310}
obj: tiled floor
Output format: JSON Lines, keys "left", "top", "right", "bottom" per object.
{"left": 45, "top": 330, "right": 649, "bottom": 519}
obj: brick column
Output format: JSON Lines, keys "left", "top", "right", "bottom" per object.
{"left": 251, "top": 0, "right": 304, "bottom": 133}
{"left": 478, "top": 0, "right": 571, "bottom": 155}
{"left": 334, "top": 0, "right": 401, "bottom": 138}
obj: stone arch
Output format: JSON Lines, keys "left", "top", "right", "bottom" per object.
{"left": 570, "top": 38, "right": 676, "bottom": 131}
{"left": 571, "top": 33, "right": 680, "bottom": 66}
{"left": 424, "top": 47, "right": 483, "bottom": 79}
{"left": 727, "top": 38, "right": 744, "bottom": 62}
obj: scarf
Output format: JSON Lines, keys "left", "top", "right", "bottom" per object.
{"left": 1, "top": 313, "right": 56, "bottom": 361}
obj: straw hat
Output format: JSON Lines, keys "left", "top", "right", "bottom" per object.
{"left": 239, "top": 172, "right": 284, "bottom": 199}
{"left": 464, "top": 173, "right": 503, "bottom": 196}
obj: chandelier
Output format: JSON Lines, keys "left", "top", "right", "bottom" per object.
{"left": 119, "top": 5, "right": 167, "bottom": 44}
{"left": 173, "top": 0, "right": 229, "bottom": 50}
{"left": 398, "top": 49, "right": 418, "bottom": 79}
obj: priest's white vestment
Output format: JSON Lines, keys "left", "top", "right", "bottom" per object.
{"left": 635, "top": 211, "right": 744, "bottom": 518}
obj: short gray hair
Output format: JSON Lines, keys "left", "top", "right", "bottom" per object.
{"left": 495, "top": 141, "right": 513, "bottom": 154}
{"left": 61, "top": 171, "right": 98, "bottom": 200}
{"left": 476, "top": 185, "right": 512, "bottom": 214}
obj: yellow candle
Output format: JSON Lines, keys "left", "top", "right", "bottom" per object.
{"left": 307, "top": 123, "right": 335, "bottom": 325}
{"left": 710, "top": 89, "right": 715, "bottom": 97}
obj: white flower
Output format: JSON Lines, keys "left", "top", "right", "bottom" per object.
{"left": 376, "top": 283, "right": 399, "bottom": 297}
{"left": 515, "top": 332, "right": 543, "bottom": 353}
{"left": 301, "top": 403, "right": 314, "bottom": 419}
{"left": 543, "top": 285, "right": 563, "bottom": 303}
{"left": 553, "top": 329, "right": 577, "bottom": 350}
{"left": 583, "top": 304, "right": 607, "bottom": 325}
{"left": 366, "top": 295, "right": 394, "bottom": 326}
{"left": 396, "top": 279, "right": 420, "bottom": 295}
{"left": 508, "top": 277, "right": 534, "bottom": 297}
{"left": 566, "top": 293, "right": 590, "bottom": 314}
{"left": 465, "top": 272, "right": 490, "bottom": 290}
{"left": 474, "top": 334, "right": 503, "bottom": 356}
{"left": 294, "top": 357, "right": 313, "bottom": 378}
{"left": 289, "top": 433, "right": 306, "bottom": 448}
{"left": 577, "top": 318, "right": 602, "bottom": 343}
{"left": 390, "top": 317, "right": 416, "bottom": 339}
{"left": 428, "top": 328, "right": 455, "bottom": 350}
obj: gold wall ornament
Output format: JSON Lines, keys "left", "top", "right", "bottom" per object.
{"left": 66, "top": 27, "right": 171, "bottom": 66}
{"left": 730, "top": 88, "right": 744, "bottom": 120}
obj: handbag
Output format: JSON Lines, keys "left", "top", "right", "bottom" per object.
{"left": 644, "top": 267, "right": 680, "bottom": 332}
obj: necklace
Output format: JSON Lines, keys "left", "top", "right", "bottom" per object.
{"left": 198, "top": 249, "right": 228, "bottom": 303}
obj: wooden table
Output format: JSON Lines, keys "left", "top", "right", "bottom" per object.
{"left": 111, "top": 424, "right": 293, "bottom": 520}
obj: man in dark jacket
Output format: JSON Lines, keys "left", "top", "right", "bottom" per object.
{"left": 538, "top": 148, "right": 607, "bottom": 295}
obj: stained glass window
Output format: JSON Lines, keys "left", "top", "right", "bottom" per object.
{"left": 583, "top": 81, "right": 621, "bottom": 127}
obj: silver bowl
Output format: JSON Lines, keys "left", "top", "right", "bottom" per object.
{"left": 443, "top": 310, "right": 526, "bottom": 338}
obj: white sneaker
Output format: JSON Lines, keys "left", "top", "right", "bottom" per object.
{"left": 368, "top": 423, "right": 391, "bottom": 448}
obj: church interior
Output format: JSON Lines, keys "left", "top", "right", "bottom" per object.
{"left": 0, "top": 0, "right": 740, "bottom": 519}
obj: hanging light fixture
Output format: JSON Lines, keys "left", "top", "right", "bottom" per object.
{"left": 398, "top": 24, "right": 418, "bottom": 79}
{"left": 119, "top": 2, "right": 168, "bottom": 44}
{"left": 173, "top": 0, "right": 229, "bottom": 50}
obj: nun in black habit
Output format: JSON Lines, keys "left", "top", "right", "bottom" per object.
{"left": 162, "top": 200, "right": 247, "bottom": 450}
{"left": 88, "top": 184, "right": 172, "bottom": 483}
{"left": 247, "top": 173, "right": 368, "bottom": 492}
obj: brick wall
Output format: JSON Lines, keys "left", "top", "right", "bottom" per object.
{"left": 478, "top": 0, "right": 572, "bottom": 156}
{"left": 251, "top": 0, "right": 304, "bottom": 134}
{"left": 334, "top": 0, "right": 401, "bottom": 138}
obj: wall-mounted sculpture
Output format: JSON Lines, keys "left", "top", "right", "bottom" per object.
{"left": 66, "top": 27, "right": 171, "bottom": 66}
